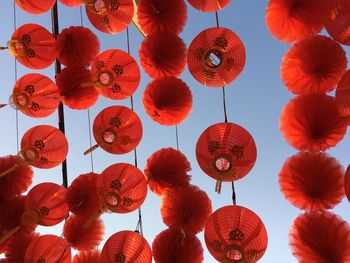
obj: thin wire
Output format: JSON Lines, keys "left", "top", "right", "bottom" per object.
{"left": 175, "top": 125, "right": 179, "bottom": 150}
{"left": 222, "top": 86, "right": 228, "bottom": 123}
{"left": 13, "top": 2, "right": 19, "bottom": 153}
{"left": 232, "top": 182, "right": 236, "bottom": 205}
{"left": 79, "top": 6, "right": 84, "bottom": 27}
{"left": 215, "top": 11, "right": 220, "bottom": 27}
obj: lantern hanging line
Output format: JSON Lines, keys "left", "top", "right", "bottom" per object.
{"left": 13, "top": 2, "right": 19, "bottom": 153}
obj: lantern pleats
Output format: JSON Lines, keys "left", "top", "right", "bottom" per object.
{"left": 289, "top": 212, "right": 350, "bottom": 262}
{"left": 15, "top": 0, "right": 56, "bottom": 14}
{"left": 59, "top": 0, "right": 83, "bottom": 7}
{"left": 5, "top": 231, "right": 39, "bottom": 263}
{"left": 152, "top": 228, "right": 204, "bottom": 263}
{"left": 279, "top": 152, "right": 345, "bottom": 211}
{"left": 142, "top": 77, "right": 192, "bottom": 126}
{"left": 144, "top": 147, "right": 191, "bottom": 196}
{"left": 101, "top": 230, "right": 152, "bottom": 263}
{"left": 139, "top": 31, "right": 187, "bottom": 79}
{"left": 345, "top": 165, "right": 350, "bottom": 204}
{"left": 73, "top": 249, "right": 102, "bottom": 263}
{"left": 187, "top": 0, "right": 231, "bottom": 12}
{"left": 279, "top": 94, "right": 347, "bottom": 151}
{"left": 204, "top": 205, "right": 268, "bottom": 263}
{"left": 187, "top": 27, "right": 245, "bottom": 87}
{"left": 281, "top": 35, "right": 347, "bottom": 95}
{"left": 335, "top": 69, "right": 350, "bottom": 121}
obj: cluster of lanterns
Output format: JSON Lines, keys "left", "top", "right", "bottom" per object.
{"left": 266, "top": 0, "right": 350, "bottom": 261}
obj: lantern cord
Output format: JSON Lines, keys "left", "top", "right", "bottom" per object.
{"left": 232, "top": 182, "right": 237, "bottom": 205}
{"left": 13, "top": 2, "right": 19, "bottom": 153}
{"left": 79, "top": 6, "right": 84, "bottom": 27}
{"left": 175, "top": 125, "right": 179, "bottom": 150}
{"left": 215, "top": 11, "right": 220, "bottom": 28}
{"left": 222, "top": 86, "right": 228, "bottom": 123}
{"left": 51, "top": 2, "right": 68, "bottom": 188}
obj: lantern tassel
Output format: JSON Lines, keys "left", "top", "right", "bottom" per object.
{"left": 84, "top": 144, "right": 99, "bottom": 155}
{"left": 215, "top": 174, "right": 224, "bottom": 194}
{"left": 0, "top": 46, "right": 8, "bottom": 50}
{"left": 0, "top": 226, "right": 20, "bottom": 244}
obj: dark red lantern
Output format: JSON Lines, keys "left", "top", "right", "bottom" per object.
{"left": 196, "top": 122, "right": 257, "bottom": 193}
{"left": 5, "top": 230, "right": 39, "bottom": 263}
{"left": 11, "top": 73, "right": 60, "bottom": 118}
{"left": 137, "top": 0, "right": 187, "bottom": 35}
{"left": 335, "top": 69, "right": 350, "bottom": 122}
{"left": 101, "top": 230, "right": 152, "bottom": 263}
{"left": 142, "top": 77, "right": 192, "bottom": 126}
{"left": 187, "top": 0, "right": 231, "bottom": 12}
{"left": 144, "top": 147, "right": 191, "bottom": 196}
{"left": 59, "top": 0, "right": 83, "bottom": 7}
{"left": 187, "top": 27, "right": 246, "bottom": 87}
{"left": 91, "top": 49, "right": 140, "bottom": 100}
{"left": 279, "top": 152, "right": 345, "bottom": 211}
{"left": 280, "top": 94, "right": 347, "bottom": 151}
{"left": 15, "top": 0, "right": 56, "bottom": 14}
{"left": 281, "top": 35, "right": 347, "bottom": 95}
{"left": 85, "top": 0, "right": 134, "bottom": 34}
{"left": 8, "top": 23, "right": 56, "bottom": 70}
{"left": 345, "top": 165, "right": 350, "bottom": 203}
{"left": 204, "top": 205, "right": 268, "bottom": 263}
{"left": 139, "top": 31, "right": 187, "bottom": 79}
{"left": 73, "top": 249, "right": 102, "bottom": 263}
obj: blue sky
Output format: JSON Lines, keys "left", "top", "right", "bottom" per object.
{"left": 0, "top": 1, "right": 349, "bottom": 262}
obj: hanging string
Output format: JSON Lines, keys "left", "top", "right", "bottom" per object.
{"left": 222, "top": 86, "right": 228, "bottom": 123}
{"left": 175, "top": 125, "right": 179, "bottom": 150}
{"left": 232, "top": 182, "right": 236, "bottom": 205}
{"left": 13, "top": 2, "right": 19, "bottom": 153}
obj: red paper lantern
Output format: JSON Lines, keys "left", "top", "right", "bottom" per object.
{"left": 335, "top": 69, "right": 350, "bottom": 122}
{"left": 56, "top": 26, "right": 100, "bottom": 68}
{"left": 205, "top": 205, "right": 268, "bottom": 263}
{"left": 85, "top": 0, "right": 134, "bottom": 34}
{"left": 5, "top": 231, "right": 39, "bottom": 263}
{"left": 59, "top": 0, "right": 83, "bottom": 7}
{"left": 8, "top": 24, "right": 56, "bottom": 69}
{"left": 144, "top": 147, "right": 191, "bottom": 196}
{"left": 91, "top": 49, "right": 140, "bottom": 100}
{"left": 196, "top": 122, "right": 257, "bottom": 192}
{"left": 25, "top": 235, "right": 71, "bottom": 263}
{"left": 142, "top": 77, "right": 192, "bottom": 126}
{"left": 137, "top": 0, "right": 187, "bottom": 35}
{"left": 98, "top": 163, "right": 147, "bottom": 213}
{"left": 265, "top": 0, "right": 335, "bottom": 42}
{"left": 92, "top": 106, "right": 143, "bottom": 154}
{"left": 15, "top": 0, "right": 56, "bottom": 14}
{"left": 279, "top": 152, "right": 345, "bottom": 211}
{"left": 281, "top": 35, "right": 347, "bottom": 95}
{"left": 280, "top": 94, "right": 347, "bottom": 151}
{"left": 139, "top": 31, "right": 187, "bottom": 79}
{"left": 56, "top": 67, "right": 99, "bottom": 110}
{"left": 161, "top": 185, "right": 212, "bottom": 234}
{"left": 345, "top": 165, "right": 350, "bottom": 203}
{"left": 152, "top": 228, "right": 203, "bottom": 263}
{"left": 101, "top": 230, "right": 152, "bottom": 263}
{"left": 73, "top": 249, "right": 102, "bottom": 263}
{"left": 289, "top": 212, "right": 350, "bottom": 262}
{"left": 11, "top": 73, "right": 60, "bottom": 118}
{"left": 187, "top": 27, "right": 245, "bottom": 87}
{"left": 187, "top": 0, "right": 231, "bottom": 12}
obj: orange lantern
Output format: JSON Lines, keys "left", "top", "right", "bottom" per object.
{"left": 196, "top": 122, "right": 257, "bottom": 193}
{"left": 73, "top": 249, "right": 102, "bottom": 263}
{"left": 15, "top": 0, "right": 56, "bottom": 14}
{"left": 87, "top": 106, "right": 143, "bottom": 155}
{"left": 279, "top": 152, "right": 345, "bottom": 211}
{"left": 187, "top": 0, "right": 231, "bottom": 12}
{"left": 85, "top": 0, "right": 134, "bottom": 34}
{"left": 345, "top": 165, "right": 350, "bottom": 203}
{"left": 187, "top": 27, "right": 245, "bottom": 87}
{"left": 91, "top": 49, "right": 140, "bottom": 100}
{"left": 101, "top": 230, "right": 152, "bottom": 263}
{"left": 335, "top": 69, "right": 350, "bottom": 122}
{"left": 59, "top": 0, "right": 83, "bottom": 7}
{"left": 7, "top": 23, "right": 56, "bottom": 70}
{"left": 205, "top": 205, "right": 268, "bottom": 263}
{"left": 142, "top": 77, "right": 192, "bottom": 126}
{"left": 10, "top": 73, "right": 60, "bottom": 118}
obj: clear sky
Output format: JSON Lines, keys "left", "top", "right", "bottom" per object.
{"left": 0, "top": 1, "right": 349, "bottom": 262}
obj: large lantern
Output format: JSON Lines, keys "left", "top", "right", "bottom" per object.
{"left": 15, "top": 0, "right": 56, "bottom": 14}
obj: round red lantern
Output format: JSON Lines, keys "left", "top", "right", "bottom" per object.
{"left": 91, "top": 49, "right": 140, "bottom": 100}
{"left": 335, "top": 69, "right": 350, "bottom": 122}
{"left": 15, "top": 0, "right": 56, "bottom": 14}
{"left": 187, "top": 0, "right": 231, "bottom": 12}
{"left": 204, "top": 205, "right": 268, "bottom": 263}
{"left": 187, "top": 27, "right": 246, "bottom": 87}
{"left": 5, "top": 230, "right": 39, "bottom": 263}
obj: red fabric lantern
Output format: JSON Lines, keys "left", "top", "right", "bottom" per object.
{"left": 101, "top": 230, "right": 152, "bottom": 263}
{"left": 92, "top": 106, "right": 143, "bottom": 154}
{"left": 280, "top": 94, "right": 347, "bottom": 151}
{"left": 91, "top": 49, "right": 140, "bottom": 100}
{"left": 265, "top": 0, "right": 335, "bottom": 42}
{"left": 66, "top": 172, "right": 101, "bottom": 219}
{"left": 205, "top": 205, "right": 268, "bottom": 263}
{"left": 56, "top": 26, "right": 100, "bottom": 68}
{"left": 152, "top": 228, "right": 203, "bottom": 263}
{"left": 15, "top": 0, "right": 56, "bottom": 14}
{"left": 139, "top": 31, "right": 187, "bottom": 79}
{"left": 279, "top": 152, "right": 345, "bottom": 211}
{"left": 5, "top": 231, "right": 39, "bottom": 263}
{"left": 345, "top": 165, "right": 350, "bottom": 203}
{"left": 63, "top": 215, "right": 105, "bottom": 251}
{"left": 8, "top": 23, "right": 56, "bottom": 70}
{"left": 187, "top": 27, "right": 245, "bottom": 87}
{"left": 11, "top": 73, "right": 60, "bottom": 118}
{"left": 161, "top": 185, "right": 212, "bottom": 235}
{"left": 73, "top": 249, "right": 102, "bottom": 263}
{"left": 23, "top": 182, "right": 69, "bottom": 227}
{"left": 144, "top": 147, "right": 191, "bottom": 196}
{"left": 59, "top": 0, "right": 83, "bottom": 7}
{"left": 196, "top": 122, "right": 257, "bottom": 193}
{"left": 56, "top": 67, "right": 99, "bottom": 110}
{"left": 142, "top": 77, "right": 192, "bottom": 126}
{"left": 25, "top": 234, "right": 71, "bottom": 263}
{"left": 335, "top": 69, "right": 350, "bottom": 122}
{"left": 0, "top": 155, "right": 33, "bottom": 200}
{"left": 85, "top": 0, "right": 134, "bottom": 34}
{"left": 325, "top": 0, "right": 350, "bottom": 46}
{"left": 289, "top": 212, "right": 350, "bottom": 262}
{"left": 281, "top": 35, "right": 347, "bottom": 95}
{"left": 137, "top": 0, "right": 187, "bottom": 35}
{"left": 20, "top": 125, "right": 69, "bottom": 169}
{"left": 98, "top": 163, "right": 147, "bottom": 213}
{"left": 187, "top": 0, "right": 231, "bottom": 12}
